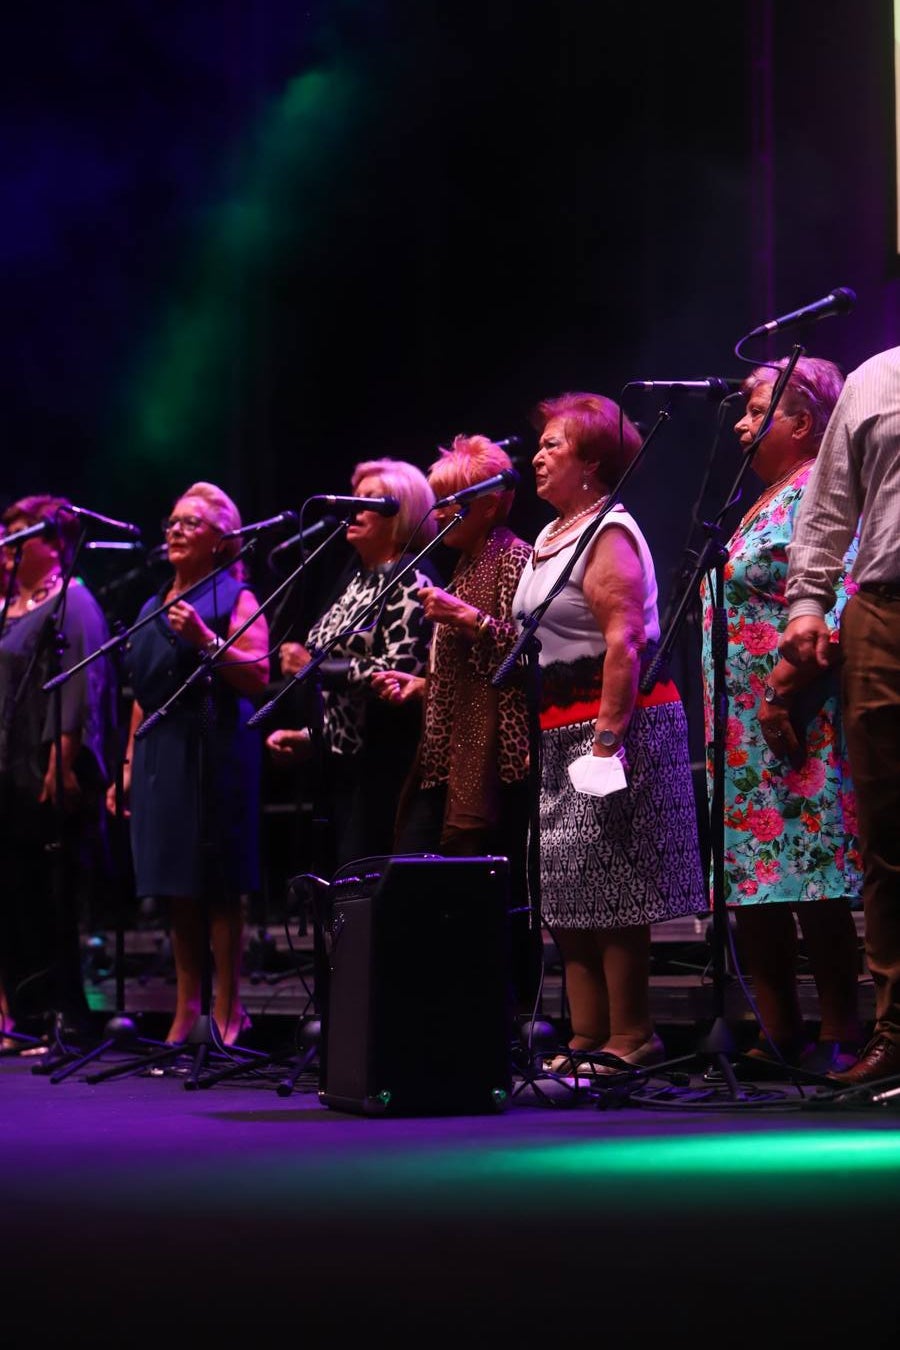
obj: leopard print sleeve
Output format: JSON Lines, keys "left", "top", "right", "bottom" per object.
{"left": 469, "top": 538, "right": 532, "bottom": 680}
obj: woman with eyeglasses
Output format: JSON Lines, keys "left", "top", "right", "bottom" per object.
{"left": 113, "top": 482, "right": 269, "bottom": 1046}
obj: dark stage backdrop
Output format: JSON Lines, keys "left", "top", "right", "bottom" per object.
{"left": 3, "top": 1, "right": 899, "bottom": 756}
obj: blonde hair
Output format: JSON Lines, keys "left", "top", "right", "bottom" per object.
{"left": 350, "top": 458, "right": 437, "bottom": 553}
{"left": 427, "top": 435, "right": 515, "bottom": 524}
{"left": 178, "top": 481, "right": 244, "bottom": 579}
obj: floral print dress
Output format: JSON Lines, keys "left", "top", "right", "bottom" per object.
{"left": 699, "top": 464, "right": 863, "bottom": 906}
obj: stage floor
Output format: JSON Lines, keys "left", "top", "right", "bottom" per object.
{"left": 4, "top": 1018, "right": 900, "bottom": 1348}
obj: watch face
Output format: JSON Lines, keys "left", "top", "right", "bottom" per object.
{"left": 596, "top": 729, "right": 618, "bottom": 748}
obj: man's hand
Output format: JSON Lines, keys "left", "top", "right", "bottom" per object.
{"left": 780, "top": 615, "right": 835, "bottom": 670}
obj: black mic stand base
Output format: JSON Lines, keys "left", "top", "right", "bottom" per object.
{"left": 0, "top": 1026, "right": 46, "bottom": 1057}
{"left": 26, "top": 1013, "right": 96, "bottom": 1076}
{"left": 620, "top": 1015, "right": 842, "bottom": 1110}
{"left": 82, "top": 1011, "right": 260, "bottom": 1088}
{"left": 194, "top": 1015, "right": 321, "bottom": 1095}
{"left": 46, "top": 1012, "right": 171, "bottom": 1084}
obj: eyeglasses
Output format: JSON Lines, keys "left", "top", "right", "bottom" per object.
{"left": 161, "top": 515, "right": 219, "bottom": 536}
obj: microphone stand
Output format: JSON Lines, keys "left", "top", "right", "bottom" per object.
{"left": 0, "top": 545, "right": 45, "bottom": 1054}
{"left": 16, "top": 521, "right": 104, "bottom": 1074}
{"left": 199, "top": 507, "right": 469, "bottom": 1094}
{"left": 627, "top": 344, "right": 828, "bottom": 1108}
{"left": 80, "top": 536, "right": 273, "bottom": 1087}
{"left": 46, "top": 630, "right": 171, "bottom": 1083}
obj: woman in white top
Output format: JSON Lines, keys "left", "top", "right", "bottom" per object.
{"left": 514, "top": 391, "right": 704, "bottom": 1074}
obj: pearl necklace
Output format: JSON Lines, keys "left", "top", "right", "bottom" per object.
{"left": 542, "top": 497, "right": 609, "bottom": 544}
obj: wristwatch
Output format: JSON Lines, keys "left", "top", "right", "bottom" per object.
{"left": 763, "top": 682, "right": 787, "bottom": 707}
{"left": 593, "top": 728, "right": 620, "bottom": 750}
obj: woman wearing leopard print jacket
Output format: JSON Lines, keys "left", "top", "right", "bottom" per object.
{"left": 372, "top": 436, "right": 538, "bottom": 1001}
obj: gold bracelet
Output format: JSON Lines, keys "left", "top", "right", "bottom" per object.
{"left": 475, "top": 611, "right": 491, "bottom": 634}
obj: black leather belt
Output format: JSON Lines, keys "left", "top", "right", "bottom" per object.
{"left": 860, "top": 582, "right": 900, "bottom": 600}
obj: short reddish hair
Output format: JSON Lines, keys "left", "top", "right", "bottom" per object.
{"left": 532, "top": 391, "right": 642, "bottom": 487}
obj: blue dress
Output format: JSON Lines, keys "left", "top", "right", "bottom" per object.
{"left": 127, "top": 572, "right": 262, "bottom": 898}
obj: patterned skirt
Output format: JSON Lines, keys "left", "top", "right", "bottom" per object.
{"left": 539, "top": 699, "right": 705, "bottom": 930}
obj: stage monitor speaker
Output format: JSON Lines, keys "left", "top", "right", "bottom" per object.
{"left": 318, "top": 854, "right": 513, "bottom": 1116}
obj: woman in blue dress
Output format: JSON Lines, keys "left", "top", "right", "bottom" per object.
{"left": 116, "top": 482, "right": 269, "bottom": 1045}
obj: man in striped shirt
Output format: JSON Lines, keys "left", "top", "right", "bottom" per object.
{"left": 781, "top": 344, "right": 900, "bottom": 1090}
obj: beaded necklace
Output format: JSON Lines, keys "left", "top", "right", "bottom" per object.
{"left": 21, "top": 571, "right": 62, "bottom": 611}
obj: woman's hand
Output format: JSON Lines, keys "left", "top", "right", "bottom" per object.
{"left": 105, "top": 762, "right": 132, "bottom": 817}
{"left": 167, "top": 599, "right": 215, "bottom": 649}
{"left": 371, "top": 670, "right": 426, "bottom": 704}
{"left": 39, "top": 764, "right": 82, "bottom": 811}
{"left": 279, "top": 642, "right": 312, "bottom": 677}
{"left": 758, "top": 702, "right": 804, "bottom": 769}
{"left": 38, "top": 738, "right": 82, "bottom": 812}
{"left": 265, "top": 727, "right": 313, "bottom": 761}
{"left": 418, "top": 585, "right": 479, "bottom": 632}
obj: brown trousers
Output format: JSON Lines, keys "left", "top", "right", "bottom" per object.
{"left": 841, "top": 589, "right": 900, "bottom": 1041}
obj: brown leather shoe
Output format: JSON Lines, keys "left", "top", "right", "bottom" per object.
{"left": 827, "top": 1034, "right": 900, "bottom": 1087}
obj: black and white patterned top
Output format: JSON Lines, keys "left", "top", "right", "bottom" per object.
{"left": 307, "top": 557, "right": 435, "bottom": 757}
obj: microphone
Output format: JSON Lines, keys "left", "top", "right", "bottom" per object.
{"left": 310, "top": 495, "right": 400, "bottom": 517}
{"left": 83, "top": 540, "right": 145, "bottom": 551}
{"left": 0, "top": 519, "right": 57, "bottom": 548}
{"left": 268, "top": 515, "right": 340, "bottom": 562}
{"left": 57, "top": 504, "right": 142, "bottom": 538}
{"left": 494, "top": 435, "right": 523, "bottom": 450}
{"left": 432, "top": 469, "right": 520, "bottom": 510}
{"left": 746, "top": 287, "right": 857, "bottom": 338}
{"left": 218, "top": 510, "right": 299, "bottom": 542}
{"left": 628, "top": 378, "right": 745, "bottom": 400}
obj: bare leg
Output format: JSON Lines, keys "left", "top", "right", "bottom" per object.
{"left": 733, "top": 904, "right": 805, "bottom": 1050}
{"left": 167, "top": 898, "right": 204, "bottom": 1042}
{"left": 551, "top": 928, "right": 610, "bottom": 1050}
{"left": 796, "top": 898, "right": 863, "bottom": 1045}
{"left": 0, "top": 979, "right": 16, "bottom": 1048}
{"left": 599, "top": 923, "right": 654, "bottom": 1054}
{"left": 211, "top": 896, "right": 248, "bottom": 1046}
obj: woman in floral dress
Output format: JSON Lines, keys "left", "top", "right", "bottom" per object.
{"left": 700, "top": 356, "right": 863, "bottom": 1074}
